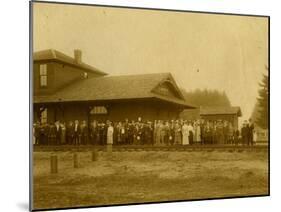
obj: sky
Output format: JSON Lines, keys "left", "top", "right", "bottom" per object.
{"left": 33, "top": 2, "right": 268, "bottom": 123}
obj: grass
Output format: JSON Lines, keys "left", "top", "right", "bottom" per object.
{"left": 33, "top": 150, "right": 268, "bottom": 210}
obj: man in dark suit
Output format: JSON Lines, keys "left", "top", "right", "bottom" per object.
{"left": 234, "top": 129, "right": 240, "bottom": 145}
{"left": 48, "top": 123, "right": 56, "bottom": 145}
{"left": 39, "top": 123, "right": 46, "bottom": 145}
{"left": 80, "top": 120, "right": 88, "bottom": 145}
{"left": 99, "top": 122, "right": 107, "bottom": 145}
{"left": 89, "top": 120, "right": 98, "bottom": 145}
{"left": 43, "top": 123, "right": 50, "bottom": 145}
{"left": 222, "top": 121, "right": 229, "bottom": 144}
{"left": 142, "top": 122, "right": 149, "bottom": 145}
{"left": 248, "top": 118, "right": 255, "bottom": 146}
{"left": 216, "top": 120, "right": 224, "bottom": 145}
{"left": 66, "top": 121, "right": 74, "bottom": 145}
{"left": 127, "top": 122, "right": 134, "bottom": 145}
{"left": 124, "top": 119, "right": 129, "bottom": 144}
{"left": 241, "top": 121, "right": 249, "bottom": 146}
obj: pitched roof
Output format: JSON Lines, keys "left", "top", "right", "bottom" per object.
{"left": 34, "top": 72, "right": 194, "bottom": 108}
{"left": 33, "top": 49, "right": 107, "bottom": 76}
{"left": 200, "top": 106, "right": 242, "bottom": 117}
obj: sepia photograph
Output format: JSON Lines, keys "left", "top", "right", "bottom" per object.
{"left": 31, "top": 1, "right": 269, "bottom": 211}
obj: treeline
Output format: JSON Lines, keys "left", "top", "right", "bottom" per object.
{"left": 251, "top": 73, "right": 268, "bottom": 129}
{"left": 179, "top": 88, "right": 231, "bottom": 120}
{"left": 181, "top": 88, "right": 231, "bottom": 107}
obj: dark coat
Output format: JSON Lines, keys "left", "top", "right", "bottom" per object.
{"left": 73, "top": 124, "right": 81, "bottom": 135}
{"left": 66, "top": 125, "right": 75, "bottom": 137}
{"left": 80, "top": 125, "right": 88, "bottom": 136}
{"left": 55, "top": 125, "right": 62, "bottom": 137}
{"left": 241, "top": 126, "right": 249, "bottom": 138}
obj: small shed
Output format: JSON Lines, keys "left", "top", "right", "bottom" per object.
{"left": 200, "top": 106, "right": 242, "bottom": 130}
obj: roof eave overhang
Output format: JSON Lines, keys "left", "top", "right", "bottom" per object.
{"left": 200, "top": 113, "right": 241, "bottom": 116}
{"left": 33, "top": 96, "right": 196, "bottom": 109}
{"left": 152, "top": 96, "right": 196, "bottom": 109}
{"left": 33, "top": 58, "right": 108, "bottom": 76}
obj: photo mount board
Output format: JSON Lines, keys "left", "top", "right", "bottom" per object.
{"left": 30, "top": 1, "right": 270, "bottom": 211}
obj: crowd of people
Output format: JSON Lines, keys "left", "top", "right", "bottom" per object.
{"left": 33, "top": 117, "right": 256, "bottom": 147}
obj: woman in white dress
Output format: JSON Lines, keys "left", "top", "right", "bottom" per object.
{"left": 107, "top": 122, "right": 114, "bottom": 152}
{"left": 194, "top": 121, "right": 201, "bottom": 144}
{"left": 182, "top": 121, "right": 189, "bottom": 145}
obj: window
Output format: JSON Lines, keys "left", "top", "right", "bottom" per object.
{"left": 39, "top": 64, "right": 47, "bottom": 87}
{"left": 40, "top": 108, "right": 47, "bottom": 124}
{"left": 90, "top": 106, "right": 108, "bottom": 115}
{"left": 155, "top": 82, "right": 177, "bottom": 97}
{"left": 158, "top": 86, "right": 170, "bottom": 95}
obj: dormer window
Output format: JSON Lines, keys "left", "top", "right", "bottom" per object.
{"left": 39, "top": 64, "right": 48, "bottom": 87}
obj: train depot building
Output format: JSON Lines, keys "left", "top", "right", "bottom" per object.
{"left": 33, "top": 49, "right": 194, "bottom": 124}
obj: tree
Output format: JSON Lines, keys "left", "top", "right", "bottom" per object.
{"left": 256, "top": 73, "right": 269, "bottom": 129}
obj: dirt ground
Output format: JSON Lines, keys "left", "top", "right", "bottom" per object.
{"left": 33, "top": 149, "right": 268, "bottom": 210}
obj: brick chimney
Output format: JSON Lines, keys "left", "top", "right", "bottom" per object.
{"left": 74, "top": 49, "right": 82, "bottom": 64}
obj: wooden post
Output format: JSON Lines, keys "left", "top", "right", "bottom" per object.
{"left": 92, "top": 149, "right": 98, "bottom": 161}
{"left": 73, "top": 153, "right": 79, "bottom": 168}
{"left": 50, "top": 155, "right": 58, "bottom": 174}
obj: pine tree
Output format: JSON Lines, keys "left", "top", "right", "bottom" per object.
{"left": 256, "top": 73, "right": 269, "bottom": 129}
